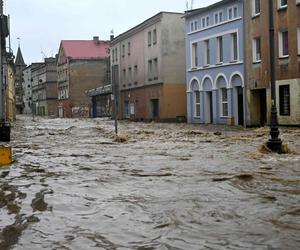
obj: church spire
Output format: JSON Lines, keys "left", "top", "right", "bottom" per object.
{"left": 15, "top": 46, "right": 26, "bottom": 66}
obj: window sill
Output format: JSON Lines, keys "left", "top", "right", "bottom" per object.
{"left": 203, "top": 64, "right": 210, "bottom": 68}
{"left": 193, "top": 116, "right": 201, "bottom": 119}
{"left": 278, "top": 6, "right": 287, "bottom": 11}
{"left": 253, "top": 60, "right": 262, "bottom": 64}
{"left": 252, "top": 13, "right": 260, "bottom": 19}
{"left": 216, "top": 62, "right": 223, "bottom": 65}
{"left": 220, "top": 116, "right": 229, "bottom": 119}
{"left": 279, "top": 55, "right": 289, "bottom": 59}
{"left": 230, "top": 60, "right": 238, "bottom": 63}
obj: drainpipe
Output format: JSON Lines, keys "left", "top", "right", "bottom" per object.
{"left": 242, "top": 0, "right": 247, "bottom": 128}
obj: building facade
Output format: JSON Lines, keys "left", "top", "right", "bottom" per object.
{"left": 111, "top": 12, "right": 186, "bottom": 122}
{"left": 185, "top": 0, "right": 245, "bottom": 125}
{"left": 244, "top": 0, "right": 300, "bottom": 126}
{"left": 5, "top": 59, "right": 16, "bottom": 122}
{"left": 22, "top": 65, "right": 33, "bottom": 114}
{"left": 14, "top": 46, "right": 27, "bottom": 114}
{"left": 31, "top": 58, "right": 58, "bottom": 116}
{"left": 57, "top": 37, "right": 110, "bottom": 118}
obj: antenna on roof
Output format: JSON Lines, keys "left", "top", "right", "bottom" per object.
{"left": 191, "top": 0, "right": 194, "bottom": 10}
{"left": 186, "top": 0, "right": 189, "bottom": 10}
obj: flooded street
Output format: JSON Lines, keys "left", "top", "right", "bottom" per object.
{"left": 1, "top": 115, "right": 300, "bottom": 250}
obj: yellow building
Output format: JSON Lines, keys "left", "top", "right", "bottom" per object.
{"left": 5, "top": 61, "right": 16, "bottom": 123}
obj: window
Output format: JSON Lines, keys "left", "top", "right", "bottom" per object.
{"left": 123, "top": 69, "right": 126, "bottom": 83}
{"left": 231, "top": 32, "right": 238, "bottom": 61}
{"left": 148, "top": 31, "right": 152, "bottom": 46}
{"left": 115, "top": 48, "right": 118, "bottom": 62}
{"left": 214, "top": 11, "right": 223, "bottom": 24}
{"left": 252, "top": 0, "right": 260, "bottom": 16}
{"left": 153, "top": 29, "right": 157, "bottom": 44}
{"left": 201, "top": 16, "right": 209, "bottom": 28}
{"left": 278, "top": 0, "right": 287, "bottom": 9}
{"left": 253, "top": 37, "right": 261, "bottom": 62}
{"left": 217, "top": 36, "right": 223, "bottom": 63}
{"left": 220, "top": 88, "right": 228, "bottom": 117}
{"left": 204, "top": 40, "right": 210, "bottom": 65}
{"left": 190, "top": 20, "right": 198, "bottom": 32}
{"left": 228, "top": 6, "right": 238, "bottom": 20}
{"left": 153, "top": 58, "right": 158, "bottom": 80}
{"left": 279, "top": 31, "right": 289, "bottom": 57}
{"left": 122, "top": 44, "right": 125, "bottom": 57}
{"left": 297, "top": 28, "right": 300, "bottom": 55}
{"left": 148, "top": 60, "right": 153, "bottom": 81}
{"left": 128, "top": 67, "right": 132, "bottom": 84}
{"left": 191, "top": 42, "right": 198, "bottom": 68}
{"left": 279, "top": 85, "right": 290, "bottom": 116}
{"left": 134, "top": 65, "right": 138, "bottom": 84}
{"left": 112, "top": 49, "right": 115, "bottom": 63}
{"left": 128, "top": 42, "right": 131, "bottom": 55}
{"left": 201, "top": 17, "right": 206, "bottom": 28}
{"left": 206, "top": 16, "right": 210, "bottom": 26}
{"left": 194, "top": 91, "right": 201, "bottom": 117}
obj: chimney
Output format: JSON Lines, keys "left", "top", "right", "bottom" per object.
{"left": 110, "top": 29, "right": 114, "bottom": 42}
{"left": 93, "top": 36, "right": 100, "bottom": 45}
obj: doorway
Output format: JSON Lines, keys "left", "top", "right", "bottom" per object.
{"left": 237, "top": 87, "right": 244, "bottom": 126}
{"left": 150, "top": 99, "right": 159, "bottom": 120}
{"left": 205, "top": 91, "right": 213, "bottom": 124}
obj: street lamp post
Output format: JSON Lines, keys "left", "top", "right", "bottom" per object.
{"left": 267, "top": 0, "right": 282, "bottom": 152}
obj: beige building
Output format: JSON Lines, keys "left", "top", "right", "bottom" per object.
{"left": 31, "top": 58, "right": 58, "bottom": 116}
{"left": 111, "top": 12, "right": 186, "bottom": 121}
{"left": 244, "top": 0, "right": 300, "bottom": 126}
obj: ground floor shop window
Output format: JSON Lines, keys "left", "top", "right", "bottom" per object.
{"left": 279, "top": 85, "right": 290, "bottom": 116}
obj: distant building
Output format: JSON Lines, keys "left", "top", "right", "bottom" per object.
{"left": 110, "top": 12, "right": 186, "bottom": 122}
{"left": 14, "top": 46, "right": 27, "bottom": 114}
{"left": 31, "top": 58, "right": 58, "bottom": 116}
{"left": 57, "top": 37, "right": 110, "bottom": 118}
{"left": 244, "top": 0, "right": 300, "bottom": 126}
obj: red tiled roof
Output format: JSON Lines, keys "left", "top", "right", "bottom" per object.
{"left": 61, "top": 40, "right": 109, "bottom": 59}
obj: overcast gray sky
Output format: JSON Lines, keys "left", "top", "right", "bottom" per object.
{"left": 6, "top": 0, "right": 218, "bottom": 64}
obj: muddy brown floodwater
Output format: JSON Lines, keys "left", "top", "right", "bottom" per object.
{"left": 0, "top": 115, "right": 300, "bottom": 250}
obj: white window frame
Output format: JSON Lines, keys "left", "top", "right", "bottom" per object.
{"left": 278, "top": 0, "right": 287, "bottom": 9}
{"left": 278, "top": 30, "right": 289, "bottom": 58}
{"left": 214, "top": 11, "right": 223, "bottom": 25}
{"left": 252, "top": 37, "right": 261, "bottom": 62}
{"left": 228, "top": 5, "right": 238, "bottom": 20}
{"left": 191, "top": 42, "right": 198, "bottom": 68}
{"left": 297, "top": 27, "right": 300, "bottom": 55}
{"left": 153, "top": 29, "right": 157, "bottom": 44}
{"left": 216, "top": 36, "right": 223, "bottom": 64}
{"left": 190, "top": 20, "right": 198, "bottom": 32}
{"left": 230, "top": 32, "right": 239, "bottom": 62}
{"left": 201, "top": 15, "right": 209, "bottom": 29}
{"left": 204, "top": 40, "right": 210, "bottom": 66}
{"left": 194, "top": 91, "right": 201, "bottom": 118}
{"left": 252, "top": 0, "right": 261, "bottom": 16}
{"left": 220, "top": 88, "right": 228, "bottom": 118}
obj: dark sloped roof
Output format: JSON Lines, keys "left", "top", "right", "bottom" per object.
{"left": 15, "top": 46, "right": 26, "bottom": 66}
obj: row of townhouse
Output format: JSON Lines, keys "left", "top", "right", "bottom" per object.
{"left": 21, "top": 37, "right": 110, "bottom": 118}
{"left": 19, "top": 0, "right": 300, "bottom": 126}
{"left": 186, "top": 0, "right": 300, "bottom": 126}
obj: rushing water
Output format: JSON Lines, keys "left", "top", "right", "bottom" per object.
{"left": 0, "top": 116, "right": 300, "bottom": 250}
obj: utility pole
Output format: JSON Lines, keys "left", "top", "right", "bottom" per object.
{"left": 267, "top": 0, "right": 282, "bottom": 152}
{"left": 110, "top": 32, "right": 118, "bottom": 135}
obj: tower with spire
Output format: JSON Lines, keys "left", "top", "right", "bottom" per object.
{"left": 14, "top": 45, "right": 27, "bottom": 114}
